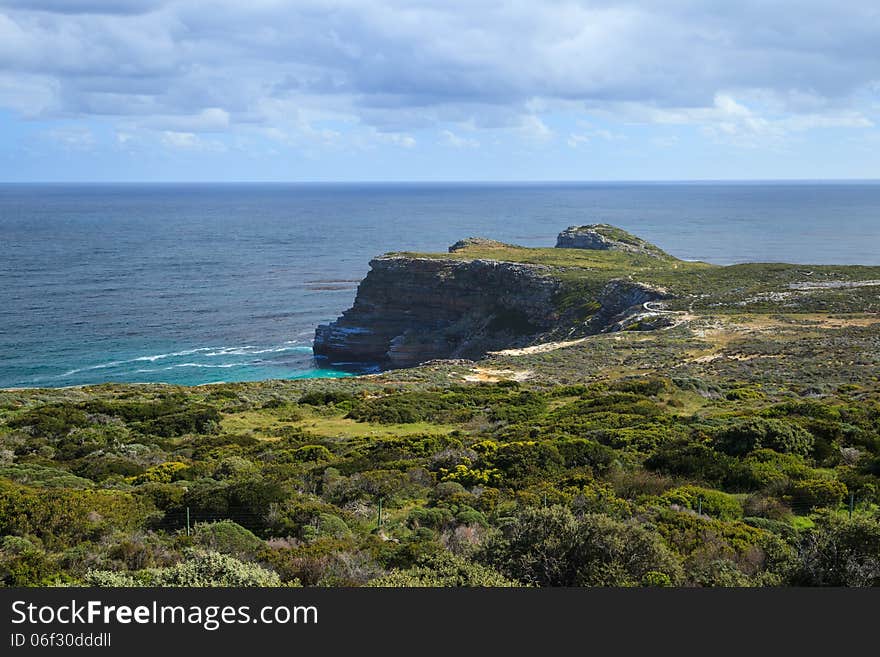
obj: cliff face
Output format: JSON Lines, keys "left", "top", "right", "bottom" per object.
{"left": 313, "top": 249, "right": 670, "bottom": 370}
{"left": 313, "top": 256, "right": 563, "bottom": 369}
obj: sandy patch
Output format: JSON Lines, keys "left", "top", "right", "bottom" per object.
{"left": 463, "top": 367, "right": 533, "bottom": 382}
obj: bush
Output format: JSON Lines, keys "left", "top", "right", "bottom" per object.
{"left": 0, "top": 463, "right": 93, "bottom": 489}
{"left": 7, "top": 404, "right": 91, "bottom": 439}
{"left": 439, "top": 465, "right": 501, "bottom": 487}
{"left": 299, "top": 391, "right": 355, "bottom": 406}
{"left": 490, "top": 441, "right": 564, "bottom": 481}
{"left": 368, "top": 552, "right": 519, "bottom": 587}
{"left": 644, "top": 441, "right": 747, "bottom": 489}
{"left": 0, "top": 536, "right": 59, "bottom": 586}
{"left": 480, "top": 506, "right": 682, "bottom": 586}
{"left": 130, "top": 461, "right": 188, "bottom": 485}
{"left": 0, "top": 481, "right": 155, "bottom": 550}
{"left": 292, "top": 445, "right": 334, "bottom": 462}
{"left": 790, "top": 478, "right": 847, "bottom": 510}
{"left": 192, "top": 521, "right": 265, "bottom": 557}
{"left": 556, "top": 439, "right": 615, "bottom": 471}
{"left": 795, "top": 516, "right": 880, "bottom": 586}
{"left": 660, "top": 485, "right": 743, "bottom": 520}
{"left": 85, "top": 551, "right": 285, "bottom": 587}
{"left": 715, "top": 418, "right": 814, "bottom": 457}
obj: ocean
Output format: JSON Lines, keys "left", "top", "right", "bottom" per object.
{"left": 1, "top": 181, "right": 879, "bottom": 389}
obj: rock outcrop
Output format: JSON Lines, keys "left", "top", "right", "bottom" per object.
{"left": 448, "top": 237, "right": 513, "bottom": 253}
{"left": 314, "top": 256, "right": 562, "bottom": 369}
{"left": 314, "top": 227, "right": 673, "bottom": 370}
{"left": 556, "top": 224, "right": 668, "bottom": 258}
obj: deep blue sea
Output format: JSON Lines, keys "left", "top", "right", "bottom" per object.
{"left": 2, "top": 182, "right": 879, "bottom": 389}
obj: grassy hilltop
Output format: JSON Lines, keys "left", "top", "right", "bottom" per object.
{"left": 2, "top": 232, "right": 879, "bottom": 587}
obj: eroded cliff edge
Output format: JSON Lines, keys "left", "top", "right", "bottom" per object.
{"left": 313, "top": 225, "right": 671, "bottom": 370}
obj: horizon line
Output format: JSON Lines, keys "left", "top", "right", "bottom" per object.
{"left": 2, "top": 178, "right": 880, "bottom": 185}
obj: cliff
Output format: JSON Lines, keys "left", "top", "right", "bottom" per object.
{"left": 313, "top": 226, "right": 672, "bottom": 370}
{"left": 314, "top": 256, "right": 563, "bottom": 369}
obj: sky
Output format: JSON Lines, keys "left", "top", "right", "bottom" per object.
{"left": 0, "top": 0, "right": 878, "bottom": 182}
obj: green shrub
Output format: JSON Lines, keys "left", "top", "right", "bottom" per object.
{"left": 368, "top": 552, "right": 519, "bottom": 587}
{"left": 795, "top": 516, "right": 880, "bottom": 586}
{"left": 790, "top": 478, "right": 847, "bottom": 510}
{"left": 7, "top": 404, "right": 91, "bottom": 439}
{"left": 299, "top": 391, "right": 355, "bottom": 406}
{"left": 292, "top": 445, "right": 334, "bottom": 462}
{"left": 192, "top": 521, "right": 265, "bottom": 557}
{"left": 0, "top": 481, "right": 155, "bottom": 550}
{"left": 86, "top": 551, "right": 284, "bottom": 587}
{"left": 556, "top": 439, "right": 615, "bottom": 471}
{"left": 715, "top": 418, "right": 814, "bottom": 457}
{"left": 439, "top": 464, "right": 501, "bottom": 487}
{"left": 130, "top": 461, "right": 188, "bottom": 485}
{"left": 407, "top": 507, "right": 455, "bottom": 531}
{"left": 0, "top": 536, "right": 59, "bottom": 586}
{"left": 480, "top": 506, "right": 682, "bottom": 586}
{"left": 0, "top": 463, "right": 93, "bottom": 489}
{"left": 490, "top": 441, "right": 564, "bottom": 481}
{"left": 660, "top": 485, "right": 743, "bottom": 520}
{"left": 641, "top": 571, "right": 673, "bottom": 587}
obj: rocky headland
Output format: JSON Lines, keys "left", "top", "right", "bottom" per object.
{"left": 313, "top": 225, "right": 674, "bottom": 369}
{"left": 314, "top": 223, "right": 880, "bottom": 371}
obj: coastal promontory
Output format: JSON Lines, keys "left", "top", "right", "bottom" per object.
{"left": 313, "top": 225, "right": 880, "bottom": 370}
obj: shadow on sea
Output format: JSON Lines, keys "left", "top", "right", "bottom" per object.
{"left": 312, "top": 356, "right": 383, "bottom": 376}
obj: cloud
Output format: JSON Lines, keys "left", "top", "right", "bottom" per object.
{"left": 0, "top": 1, "right": 166, "bottom": 16}
{"left": 0, "top": 1, "right": 877, "bottom": 149}
{"left": 441, "top": 129, "right": 478, "bottom": 148}
{"left": 142, "top": 107, "right": 231, "bottom": 132}
{"left": 518, "top": 115, "right": 553, "bottom": 142}
{"left": 609, "top": 93, "right": 875, "bottom": 146}
{"left": 44, "top": 125, "right": 95, "bottom": 149}
{"left": 160, "top": 130, "right": 225, "bottom": 151}
{"left": 567, "top": 126, "right": 622, "bottom": 148}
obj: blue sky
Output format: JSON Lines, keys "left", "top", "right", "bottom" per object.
{"left": 1, "top": 0, "right": 878, "bottom": 181}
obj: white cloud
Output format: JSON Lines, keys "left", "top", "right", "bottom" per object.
{"left": 440, "top": 129, "right": 478, "bottom": 148}
{"left": 0, "top": 1, "right": 876, "bottom": 150}
{"left": 518, "top": 115, "right": 553, "bottom": 142}
{"left": 143, "top": 108, "right": 231, "bottom": 132}
{"left": 44, "top": 125, "right": 95, "bottom": 149}
{"left": 609, "top": 93, "right": 874, "bottom": 146}
{"left": 383, "top": 132, "right": 416, "bottom": 148}
{"left": 160, "top": 130, "right": 225, "bottom": 151}
{"left": 567, "top": 127, "right": 622, "bottom": 148}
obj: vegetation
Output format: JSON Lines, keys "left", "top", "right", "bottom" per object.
{"left": 1, "top": 237, "right": 878, "bottom": 587}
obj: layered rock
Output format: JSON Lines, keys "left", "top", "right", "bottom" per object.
{"left": 314, "top": 227, "right": 674, "bottom": 370}
{"left": 556, "top": 224, "right": 668, "bottom": 258}
{"left": 314, "top": 256, "right": 562, "bottom": 369}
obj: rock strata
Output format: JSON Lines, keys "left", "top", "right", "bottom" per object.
{"left": 314, "top": 227, "right": 674, "bottom": 370}
{"left": 314, "top": 256, "right": 562, "bottom": 369}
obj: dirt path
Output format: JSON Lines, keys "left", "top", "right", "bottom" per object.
{"left": 489, "top": 338, "right": 589, "bottom": 357}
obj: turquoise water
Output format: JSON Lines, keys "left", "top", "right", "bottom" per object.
{"left": 2, "top": 181, "right": 879, "bottom": 388}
